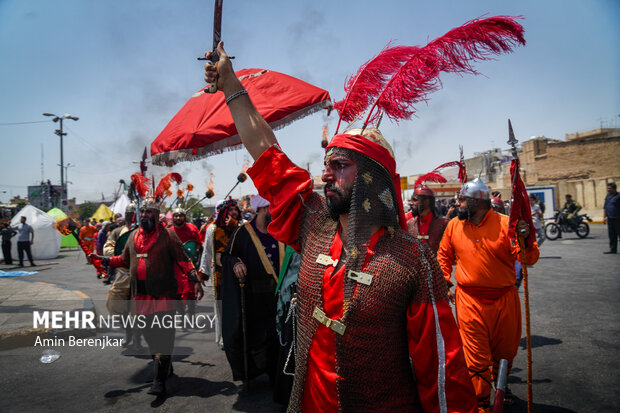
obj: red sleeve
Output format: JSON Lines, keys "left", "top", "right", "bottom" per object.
{"left": 407, "top": 299, "right": 476, "bottom": 413}
{"left": 108, "top": 256, "right": 127, "bottom": 268}
{"left": 247, "top": 145, "right": 314, "bottom": 252}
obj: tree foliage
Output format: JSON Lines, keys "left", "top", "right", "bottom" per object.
{"left": 76, "top": 202, "right": 97, "bottom": 220}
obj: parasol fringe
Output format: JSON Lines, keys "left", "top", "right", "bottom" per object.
{"left": 152, "top": 99, "right": 332, "bottom": 167}
{"left": 271, "top": 99, "right": 332, "bottom": 132}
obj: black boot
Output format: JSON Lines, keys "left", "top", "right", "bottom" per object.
{"left": 130, "top": 330, "right": 146, "bottom": 353}
{"left": 122, "top": 327, "right": 133, "bottom": 348}
{"left": 148, "top": 356, "right": 169, "bottom": 396}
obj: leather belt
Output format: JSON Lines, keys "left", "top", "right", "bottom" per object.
{"left": 313, "top": 306, "right": 346, "bottom": 335}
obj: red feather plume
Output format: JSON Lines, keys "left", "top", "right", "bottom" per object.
{"left": 154, "top": 172, "right": 182, "bottom": 200}
{"left": 334, "top": 43, "right": 418, "bottom": 133}
{"left": 130, "top": 173, "right": 151, "bottom": 199}
{"left": 414, "top": 172, "right": 447, "bottom": 188}
{"left": 364, "top": 16, "right": 525, "bottom": 126}
{"left": 429, "top": 160, "right": 468, "bottom": 184}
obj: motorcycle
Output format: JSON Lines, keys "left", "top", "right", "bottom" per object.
{"left": 544, "top": 210, "right": 591, "bottom": 240}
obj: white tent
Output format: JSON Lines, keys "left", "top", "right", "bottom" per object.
{"left": 10, "top": 205, "right": 61, "bottom": 260}
{"left": 110, "top": 193, "right": 130, "bottom": 216}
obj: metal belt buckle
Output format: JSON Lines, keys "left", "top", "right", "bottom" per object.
{"left": 313, "top": 306, "right": 346, "bottom": 335}
{"left": 316, "top": 254, "right": 337, "bottom": 267}
{"left": 347, "top": 270, "right": 373, "bottom": 286}
{"left": 136, "top": 253, "right": 148, "bottom": 258}
{"left": 417, "top": 235, "right": 429, "bottom": 240}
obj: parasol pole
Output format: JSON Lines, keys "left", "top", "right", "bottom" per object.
{"left": 507, "top": 119, "right": 532, "bottom": 413}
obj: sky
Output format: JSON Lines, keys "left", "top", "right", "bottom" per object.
{"left": 0, "top": 0, "right": 618, "bottom": 208}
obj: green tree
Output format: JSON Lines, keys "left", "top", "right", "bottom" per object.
{"left": 184, "top": 197, "right": 208, "bottom": 219}
{"left": 76, "top": 202, "right": 97, "bottom": 220}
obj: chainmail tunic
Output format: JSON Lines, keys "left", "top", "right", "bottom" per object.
{"left": 248, "top": 143, "right": 460, "bottom": 412}
{"left": 288, "top": 192, "right": 449, "bottom": 412}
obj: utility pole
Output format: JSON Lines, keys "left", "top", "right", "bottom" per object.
{"left": 43, "top": 113, "right": 78, "bottom": 206}
{"left": 62, "top": 163, "right": 75, "bottom": 201}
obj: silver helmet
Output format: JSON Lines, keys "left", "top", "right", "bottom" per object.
{"left": 460, "top": 178, "right": 490, "bottom": 200}
{"left": 172, "top": 207, "right": 186, "bottom": 216}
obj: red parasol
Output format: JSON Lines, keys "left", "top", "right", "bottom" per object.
{"left": 151, "top": 68, "right": 332, "bottom": 166}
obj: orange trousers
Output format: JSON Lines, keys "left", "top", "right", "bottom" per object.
{"left": 455, "top": 286, "right": 521, "bottom": 412}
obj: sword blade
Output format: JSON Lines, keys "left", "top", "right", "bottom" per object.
{"left": 211, "top": 0, "right": 223, "bottom": 63}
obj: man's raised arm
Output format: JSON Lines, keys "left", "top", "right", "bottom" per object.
{"left": 204, "top": 42, "right": 277, "bottom": 161}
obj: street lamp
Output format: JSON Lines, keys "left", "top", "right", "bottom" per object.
{"left": 43, "top": 113, "right": 78, "bottom": 206}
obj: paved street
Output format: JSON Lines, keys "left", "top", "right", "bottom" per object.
{"left": 0, "top": 224, "right": 617, "bottom": 412}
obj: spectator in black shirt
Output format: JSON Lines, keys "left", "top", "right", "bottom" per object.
{"left": 1, "top": 223, "right": 17, "bottom": 265}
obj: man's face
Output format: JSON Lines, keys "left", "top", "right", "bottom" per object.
{"left": 173, "top": 213, "right": 185, "bottom": 227}
{"left": 322, "top": 153, "right": 356, "bottom": 220}
{"left": 456, "top": 196, "right": 477, "bottom": 221}
{"left": 411, "top": 195, "right": 430, "bottom": 216}
{"left": 608, "top": 185, "right": 616, "bottom": 195}
{"left": 257, "top": 206, "right": 271, "bottom": 225}
{"left": 566, "top": 196, "right": 572, "bottom": 203}
{"left": 227, "top": 206, "right": 240, "bottom": 221}
{"left": 140, "top": 209, "right": 157, "bottom": 231}
{"left": 20, "top": 217, "right": 26, "bottom": 224}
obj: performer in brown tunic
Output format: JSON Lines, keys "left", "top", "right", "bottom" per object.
{"left": 94, "top": 199, "right": 203, "bottom": 396}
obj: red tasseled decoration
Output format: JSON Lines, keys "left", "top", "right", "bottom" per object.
{"left": 414, "top": 172, "right": 447, "bottom": 188}
{"left": 334, "top": 43, "right": 418, "bottom": 132}
{"left": 154, "top": 172, "right": 182, "bottom": 200}
{"left": 364, "top": 16, "right": 525, "bottom": 126}
{"left": 130, "top": 173, "right": 151, "bottom": 199}
{"left": 431, "top": 160, "right": 467, "bottom": 183}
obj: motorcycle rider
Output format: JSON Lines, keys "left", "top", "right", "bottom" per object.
{"left": 563, "top": 194, "right": 581, "bottom": 230}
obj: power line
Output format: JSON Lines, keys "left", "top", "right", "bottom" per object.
{"left": 0, "top": 120, "right": 52, "bottom": 126}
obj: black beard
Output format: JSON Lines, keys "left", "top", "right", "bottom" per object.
{"left": 458, "top": 205, "right": 475, "bottom": 221}
{"left": 173, "top": 220, "right": 184, "bottom": 227}
{"left": 410, "top": 205, "right": 419, "bottom": 217}
{"left": 324, "top": 184, "right": 351, "bottom": 221}
{"left": 140, "top": 216, "right": 156, "bottom": 231}
{"left": 265, "top": 213, "right": 272, "bottom": 226}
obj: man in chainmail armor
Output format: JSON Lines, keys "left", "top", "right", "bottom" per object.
{"left": 204, "top": 43, "right": 476, "bottom": 413}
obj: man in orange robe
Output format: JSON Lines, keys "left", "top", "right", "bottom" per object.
{"left": 437, "top": 178, "right": 539, "bottom": 413}
{"left": 79, "top": 219, "right": 98, "bottom": 266}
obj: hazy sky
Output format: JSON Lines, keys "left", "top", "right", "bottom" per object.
{"left": 1, "top": 0, "right": 618, "bottom": 206}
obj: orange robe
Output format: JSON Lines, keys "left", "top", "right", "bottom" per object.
{"left": 437, "top": 209, "right": 539, "bottom": 412}
{"left": 79, "top": 224, "right": 97, "bottom": 253}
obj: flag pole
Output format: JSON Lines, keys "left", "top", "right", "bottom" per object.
{"left": 507, "top": 119, "right": 532, "bottom": 413}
